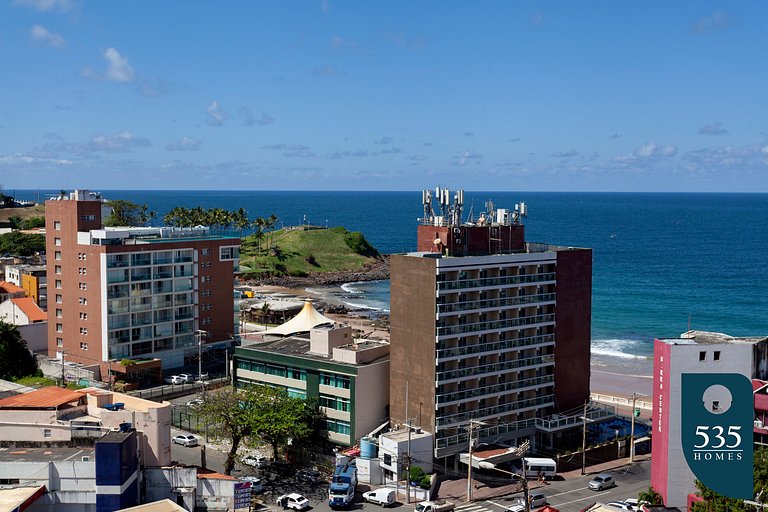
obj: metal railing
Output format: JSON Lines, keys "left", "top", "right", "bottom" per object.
{"left": 437, "top": 313, "right": 555, "bottom": 337}
{"left": 437, "top": 293, "right": 556, "bottom": 314}
{"left": 436, "top": 354, "right": 555, "bottom": 383}
{"left": 437, "top": 334, "right": 554, "bottom": 359}
{"left": 437, "top": 272, "right": 556, "bottom": 292}
{"left": 436, "top": 374, "right": 554, "bottom": 405}
{"left": 436, "top": 394, "right": 555, "bottom": 426}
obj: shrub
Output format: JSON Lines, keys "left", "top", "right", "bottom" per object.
{"left": 409, "top": 465, "right": 425, "bottom": 482}
{"left": 420, "top": 475, "right": 432, "bottom": 489}
{"left": 288, "top": 269, "right": 308, "bottom": 277}
{"left": 343, "top": 231, "right": 379, "bottom": 257}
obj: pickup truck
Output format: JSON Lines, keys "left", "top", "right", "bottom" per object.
{"left": 415, "top": 500, "right": 455, "bottom": 512}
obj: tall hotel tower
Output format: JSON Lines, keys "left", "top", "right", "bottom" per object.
{"left": 45, "top": 190, "right": 240, "bottom": 380}
{"left": 390, "top": 189, "right": 593, "bottom": 460}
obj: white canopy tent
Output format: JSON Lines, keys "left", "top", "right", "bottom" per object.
{"left": 261, "top": 300, "right": 336, "bottom": 336}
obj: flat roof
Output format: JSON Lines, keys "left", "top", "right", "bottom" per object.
{"left": 0, "top": 447, "right": 95, "bottom": 463}
{"left": 247, "top": 335, "right": 389, "bottom": 366}
{"left": 0, "top": 386, "right": 84, "bottom": 409}
{"left": 117, "top": 499, "right": 188, "bottom": 512}
{"left": 658, "top": 330, "right": 768, "bottom": 346}
{"left": 0, "top": 486, "right": 46, "bottom": 512}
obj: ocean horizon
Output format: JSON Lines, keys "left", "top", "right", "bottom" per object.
{"left": 12, "top": 189, "right": 768, "bottom": 373}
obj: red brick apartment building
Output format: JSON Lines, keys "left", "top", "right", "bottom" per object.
{"left": 45, "top": 190, "right": 240, "bottom": 380}
{"left": 390, "top": 189, "right": 593, "bottom": 461}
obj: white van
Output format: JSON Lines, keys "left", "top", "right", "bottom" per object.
{"left": 516, "top": 457, "right": 557, "bottom": 479}
{"left": 362, "top": 489, "right": 396, "bottom": 507}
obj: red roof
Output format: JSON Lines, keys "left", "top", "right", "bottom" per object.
{"left": 196, "top": 468, "right": 237, "bottom": 480}
{"left": 0, "top": 281, "right": 25, "bottom": 294}
{"left": 11, "top": 297, "right": 47, "bottom": 323}
{"left": 0, "top": 386, "right": 84, "bottom": 409}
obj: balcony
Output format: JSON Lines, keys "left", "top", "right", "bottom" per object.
{"left": 437, "top": 313, "right": 555, "bottom": 337}
{"left": 174, "top": 268, "right": 193, "bottom": 278}
{"left": 130, "top": 271, "right": 152, "bottom": 282}
{"left": 153, "top": 271, "right": 173, "bottom": 279}
{"left": 437, "top": 272, "right": 556, "bottom": 292}
{"left": 175, "top": 255, "right": 193, "bottom": 263}
{"left": 436, "top": 418, "right": 539, "bottom": 449}
{"left": 437, "top": 293, "right": 556, "bottom": 315}
{"left": 436, "top": 374, "right": 554, "bottom": 405}
{"left": 436, "top": 394, "right": 555, "bottom": 427}
{"left": 436, "top": 354, "right": 554, "bottom": 383}
{"left": 437, "top": 333, "right": 554, "bottom": 359}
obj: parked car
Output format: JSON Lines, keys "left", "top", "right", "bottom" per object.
{"left": 272, "top": 460, "right": 294, "bottom": 473}
{"left": 185, "top": 398, "right": 203, "bottom": 408}
{"left": 164, "top": 375, "right": 184, "bottom": 385}
{"left": 363, "top": 489, "right": 396, "bottom": 507}
{"left": 239, "top": 476, "right": 264, "bottom": 494}
{"left": 178, "top": 373, "right": 195, "bottom": 383}
{"left": 588, "top": 473, "right": 617, "bottom": 491}
{"left": 197, "top": 372, "right": 210, "bottom": 381}
{"left": 528, "top": 492, "right": 547, "bottom": 508}
{"left": 242, "top": 455, "right": 270, "bottom": 468}
{"left": 606, "top": 502, "right": 633, "bottom": 511}
{"left": 297, "top": 469, "right": 323, "bottom": 484}
{"left": 172, "top": 434, "right": 199, "bottom": 447}
{"left": 277, "top": 493, "right": 310, "bottom": 511}
{"left": 624, "top": 499, "right": 650, "bottom": 511}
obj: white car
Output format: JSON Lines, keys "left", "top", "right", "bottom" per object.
{"left": 242, "top": 455, "right": 270, "bottom": 468}
{"left": 186, "top": 398, "right": 204, "bottom": 408}
{"left": 172, "top": 434, "right": 199, "bottom": 447}
{"left": 624, "top": 499, "right": 650, "bottom": 511}
{"left": 164, "top": 375, "right": 184, "bottom": 385}
{"left": 606, "top": 502, "right": 633, "bottom": 511}
{"left": 277, "top": 493, "right": 310, "bottom": 511}
{"left": 178, "top": 373, "right": 195, "bottom": 383}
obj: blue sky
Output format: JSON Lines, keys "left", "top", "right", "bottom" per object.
{"left": 1, "top": 1, "right": 767, "bottom": 192}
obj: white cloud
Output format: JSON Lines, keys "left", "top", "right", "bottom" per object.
{"left": 314, "top": 64, "right": 343, "bottom": 77}
{"left": 14, "top": 0, "right": 71, "bottom": 12}
{"left": 239, "top": 107, "right": 274, "bottom": 126}
{"left": 166, "top": 137, "right": 202, "bottom": 151}
{"left": 30, "top": 25, "right": 64, "bottom": 48}
{"left": 692, "top": 12, "right": 733, "bottom": 34}
{"left": 0, "top": 153, "right": 72, "bottom": 166}
{"left": 82, "top": 47, "right": 135, "bottom": 82}
{"left": 205, "top": 101, "right": 228, "bottom": 126}
{"left": 633, "top": 142, "right": 677, "bottom": 158}
{"left": 88, "top": 131, "right": 150, "bottom": 151}
{"left": 320, "top": 0, "right": 329, "bottom": 13}
{"left": 551, "top": 150, "right": 579, "bottom": 158}
{"left": 453, "top": 150, "right": 483, "bottom": 166}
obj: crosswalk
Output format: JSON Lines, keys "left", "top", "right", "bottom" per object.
{"left": 456, "top": 502, "right": 501, "bottom": 512}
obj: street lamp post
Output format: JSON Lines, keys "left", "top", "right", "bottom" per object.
{"left": 196, "top": 330, "right": 207, "bottom": 394}
{"left": 629, "top": 391, "right": 646, "bottom": 462}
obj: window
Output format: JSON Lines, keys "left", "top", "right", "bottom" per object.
{"left": 80, "top": 312, "right": 88, "bottom": 320}
{"left": 699, "top": 351, "right": 706, "bottom": 362}
{"left": 56, "top": 323, "right": 63, "bottom": 333}
{"left": 78, "top": 268, "right": 87, "bottom": 276}
{"left": 79, "top": 297, "right": 88, "bottom": 305}
{"left": 319, "top": 372, "right": 351, "bottom": 389}
{"left": 80, "top": 327, "right": 88, "bottom": 335}
{"left": 43, "top": 429, "right": 52, "bottom": 438}
{"left": 56, "top": 294, "right": 62, "bottom": 304}
{"left": 219, "top": 246, "right": 240, "bottom": 260}
{"left": 54, "top": 237, "right": 61, "bottom": 246}
{"left": 324, "top": 419, "right": 351, "bottom": 435}
{"left": 383, "top": 454, "right": 392, "bottom": 465}
{"left": 81, "top": 214, "right": 96, "bottom": 221}
{"left": 56, "top": 309, "right": 62, "bottom": 318}
{"left": 201, "top": 248, "right": 211, "bottom": 256}
{"left": 203, "top": 276, "right": 212, "bottom": 283}
{"left": 201, "top": 289, "right": 212, "bottom": 297}
{"left": 54, "top": 221, "right": 61, "bottom": 230}
{"left": 55, "top": 265, "right": 61, "bottom": 274}
{"left": 78, "top": 253, "right": 87, "bottom": 261}
{"left": 712, "top": 400, "right": 720, "bottom": 412}
{"left": 80, "top": 342, "right": 88, "bottom": 350}
{"left": 56, "top": 337, "right": 63, "bottom": 347}
{"left": 201, "top": 317, "right": 211, "bottom": 325}
{"left": 714, "top": 351, "right": 721, "bottom": 361}
{"left": 79, "top": 282, "right": 87, "bottom": 290}
{"left": 54, "top": 280, "right": 61, "bottom": 290}
{"left": 201, "top": 261, "right": 211, "bottom": 268}
{"left": 55, "top": 251, "right": 61, "bottom": 261}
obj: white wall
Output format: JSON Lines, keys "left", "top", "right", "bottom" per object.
{"left": 355, "top": 360, "right": 390, "bottom": 440}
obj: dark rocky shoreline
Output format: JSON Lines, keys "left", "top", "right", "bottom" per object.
{"left": 243, "top": 255, "right": 390, "bottom": 288}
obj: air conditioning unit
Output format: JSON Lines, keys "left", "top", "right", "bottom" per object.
{"left": 81, "top": 456, "right": 90, "bottom": 462}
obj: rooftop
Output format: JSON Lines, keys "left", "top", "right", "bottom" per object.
{"left": 0, "top": 446, "right": 95, "bottom": 463}
{"left": 658, "top": 330, "right": 768, "bottom": 346}
{"left": 0, "top": 386, "right": 84, "bottom": 409}
{"left": 117, "top": 499, "right": 188, "bottom": 512}
{"left": 0, "top": 486, "right": 46, "bottom": 512}
{"left": 87, "top": 226, "right": 239, "bottom": 245}
{"left": 0, "top": 281, "right": 25, "bottom": 295}
{"left": 244, "top": 335, "right": 389, "bottom": 366}
{"left": 10, "top": 297, "right": 47, "bottom": 322}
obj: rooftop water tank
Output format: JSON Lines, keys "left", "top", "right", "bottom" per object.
{"left": 360, "top": 436, "right": 377, "bottom": 459}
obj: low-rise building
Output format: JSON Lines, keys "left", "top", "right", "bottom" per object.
{"left": 233, "top": 323, "right": 389, "bottom": 447}
{"left": 0, "top": 386, "right": 171, "bottom": 466}
{"left": 0, "top": 280, "right": 26, "bottom": 302}
{"left": 5, "top": 264, "right": 47, "bottom": 310}
{"left": 378, "top": 427, "right": 434, "bottom": 483}
{"left": 0, "top": 296, "right": 47, "bottom": 324}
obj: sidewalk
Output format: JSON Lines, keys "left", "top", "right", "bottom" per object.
{"left": 435, "top": 453, "right": 652, "bottom": 504}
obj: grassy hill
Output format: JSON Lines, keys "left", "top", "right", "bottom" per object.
{"left": 0, "top": 204, "right": 45, "bottom": 228}
{"left": 239, "top": 226, "right": 381, "bottom": 278}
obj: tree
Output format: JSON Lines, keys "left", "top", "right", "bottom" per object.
{"left": 104, "top": 200, "right": 151, "bottom": 227}
{"left": 0, "top": 231, "right": 45, "bottom": 256}
{"left": 196, "top": 384, "right": 324, "bottom": 475}
{"left": 638, "top": 487, "right": 664, "bottom": 506}
{"left": 0, "top": 321, "right": 38, "bottom": 380}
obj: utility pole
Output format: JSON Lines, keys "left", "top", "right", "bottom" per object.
{"left": 581, "top": 401, "right": 588, "bottom": 475}
{"left": 518, "top": 440, "right": 531, "bottom": 512}
{"left": 629, "top": 392, "right": 645, "bottom": 462}
{"left": 60, "top": 350, "right": 66, "bottom": 388}
{"left": 467, "top": 419, "right": 485, "bottom": 502}
{"left": 196, "top": 330, "right": 207, "bottom": 396}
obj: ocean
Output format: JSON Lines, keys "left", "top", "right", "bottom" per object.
{"left": 14, "top": 189, "right": 768, "bottom": 375}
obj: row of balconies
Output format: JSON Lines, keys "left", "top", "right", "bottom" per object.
{"left": 437, "top": 292, "right": 556, "bottom": 315}
{"left": 436, "top": 313, "right": 555, "bottom": 337}
{"left": 436, "top": 354, "right": 554, "bottom": 383}
{"left": 106, "top": 253, "right": 194, "bottom": 269}
{"left": 436, "top": 333, "right": 555, "bottom": 360}
{"left": 437, "top": 272, "right": 556, "bottom": 292}
{"left": 436, "top": 393, "right": 555, "bottom": 427}
{"left": 436, "top": 374, "right": 555, "bottom": 405}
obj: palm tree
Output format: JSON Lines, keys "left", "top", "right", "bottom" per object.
{"left": 234, "top": 208, "right": 250, "bottom": 235}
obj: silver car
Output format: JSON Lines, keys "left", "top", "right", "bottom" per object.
{"left": 588, "top": 473, "right": 616, "bottom": 491}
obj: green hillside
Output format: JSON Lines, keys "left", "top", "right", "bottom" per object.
{"left": 239, "top": 226, "right": 380, "bottom": 278}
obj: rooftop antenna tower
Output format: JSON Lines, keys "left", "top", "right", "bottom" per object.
{"left": 422, "top": 189, "right": 434, "bottom": 222}
{"left": 452, "top": 190, "right": 464, "bottom": 226}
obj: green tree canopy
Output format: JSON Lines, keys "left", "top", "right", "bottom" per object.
{"left": 0, "top": 321, "right": 37, "bottom": 380}
{"left": 0, "top": 231, "right": 45, "bottom": 256}
{"left": 104, "top": 200, "right": 154, "bottom": 227}
{"left": 196, "top": 384, "right": 325, "bottom": 475}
